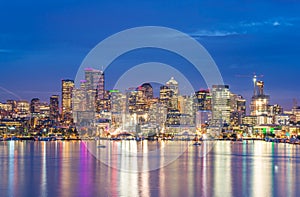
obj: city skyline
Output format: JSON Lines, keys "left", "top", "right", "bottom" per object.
{"left": 0, "top": 0, "right": 300, "bottom": 110}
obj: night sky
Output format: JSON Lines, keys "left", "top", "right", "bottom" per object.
{"left": 0, "top": 0, "right": 300, "bottom": 110}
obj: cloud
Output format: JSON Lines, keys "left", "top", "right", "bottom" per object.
{"left": 240, "top": 17, "right": 295, "bottom": 28}
{"left": 190, "top": 30, "right": 239, "bottom": 38}
{"left": 0, "top": 49, "right": 12, "bottom": 53}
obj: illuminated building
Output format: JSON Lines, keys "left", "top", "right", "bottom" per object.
{"left": 148, "top": 102, "right": 167, "bottom": 128}
{"left": 0, "top": 102, "right": 12, "bottom": 119}
{"left": 256, "top": 115, "right": 273, "bottom": 125}
{"left": 0, "top": 102, "right": 13, "bottom": 112}
{"left": 166, "top": 77, "right": 179, "bottom": 96}
{"left": 39, "top": 103, "right": 50, "bottom": 118}
{"left": 97, "top": 90, "right": 111, "bottom": 113}
{"left": 242, "top": 115, "right": 257, "bottom": 126}
{"left": 50, "top": 95, "right": 60, "bottom": 123}
{"left": 30, "top": 98, "right": 41, "bottom": 128}
{"left": 166, "top": 109, "right": 181, "bottom": 126}
{"left": 7, "top": 100, "right": 17, "bottom": 113}
{"left": 230, "top": 94, "right": 246, "bottom": 126}
{"left": 211, "top": 85, "right": 231, "bottom": 125}
{"left": 196, "top": 110, "right": 212, "bottom": 129}
{"left": 62, "top": 79, "right": 74, "bottom": 123}
{"left": 30, "top": 98, "right": 40, "bottom": 115}
{"left": 110, "top": 90, "right": 126, "bottom": 127}
{"left": 16, "top": 100, "right": 30, "bottom": 118}
{"left": 159, "top": 85, "right": 173, "bottom": 107}
{"left": 141, "top": 83, "right": 153, "bottom": 100}
{"left": 268, "top": 104, "right": 283, "bottom": 116}
{"left": 84, "top": 67, "right": 105, "bottom": 102}
{"left": 250, "top": 80, "right": 270, "bottom": 116}
{"left": 274, "top": 114, "right": 290, "bottom": 125}
{"left": 178, "top": 95, "right": 195, "bottom": 126}
{"left": 166, "top": 77, "right": 179, "bottom": 110}
{"left": 292, "top": 107, "right": 300, "bottom": 123}
{"left": 194, "top": 89, "right": 212, "bottom": 111}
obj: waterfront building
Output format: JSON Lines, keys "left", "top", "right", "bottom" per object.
{"left": 30, "top": 98, "right": 40, "bottom": 115}
{"left": 268, "top": 104, "right": 283, "bottom": 116}
{"left": 292, "top": 107, "right": 300, "bottom": 123}
{"left": 250, "top": 80, "right": 270, "bottom": 116}
{"left": 274, "top": 114, "right": 290, "bottom": 125}
{"left": 159, "top": 85, "right": 173, "bottom": 108}
{"left": 97, "top": 90, "right": 111, "bottom": 113}
{"left": 166, "top": 77, "right": 179, "bottom": 110}
{"left": 148, "top": 102, "right": 167, "bottom": 129}
{"left": 30, "top": 98, "right": 41, "bottom": 128}
{"left": 7, "top": 100, "right": 17, "bottom": 114}
{"left": 230, "top": 94, "right": 246, "bottom": 126}
{"left": 178, "top": 95, "right": 195, "bottom": 126}
{"left": 141, "top": 83, "right": 153, "bottom": 100}
{"left": 196, "top": 110, "right": 212, "bottom": 130}
{"left": 62, "top": 79, "right": 74, "bottom": 124}
{"left": 211, "top": 85, "right": 231, "bottom": 125}
{"left": 257, "top": 115, "right": 273, "bottom": 125}
{"left": 166, "top": 77, "right": 179, "bottom": 96}
{"left": 194, "top": 89, "right": 212, "bottom": 111}
{"left": 110, "top": 90, "right": 126, "bottom": 127}
{"left": 84, "top": 68, "right": 105, "bottom": 110}
{"left": 16, "top": 100, "right": 30, "bottom": 118}
{"left": 242, "top": 115, "right": 257, "bottom": 126}
{"left": 50, "top": 95, "right": 60, "bottom": 123}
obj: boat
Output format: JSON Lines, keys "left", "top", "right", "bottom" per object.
{"left": 97, "top": 145, "right": 106, "bottom": 148}
{"left": 193, "top": 142, "right": 202, "bottom": 146}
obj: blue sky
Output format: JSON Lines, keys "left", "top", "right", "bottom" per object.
{"left": 0, "top": 0, "right": 300, "bottom": 110}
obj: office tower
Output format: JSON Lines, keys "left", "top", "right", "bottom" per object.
{"left": 62, "top": 79, "right": 74, "bottom": 123}
{"left": 268, "top": 104, "right": 283, "bottom": 116}
{"left": 166, "top": 77, "right": 179, "bottom": 96}
{"left": 194, "top": 89, "right": 212, "bottom": 111}
{"left": 39, "top": 103, "right": 50, "bottom": 119}
{"left": 141, "top": 83, "right": 153, "bottom": 100}
{"left": 230, "top": 94, "right": 246, "bottom": 126}
{"left": 30, "top": 98, "right": 40, "bottom": 114}
{"left": 211, "top": 85, "right": 231, "bottom": 125}
{"left": 166, "top": 77, "right": 179, "bottom": 110}
{"left": 148, "top": 102, "right": 167, "bottom": 128}
{"left": 178, "top": 95, "right": 195, "bottom": 126}
{"left": 96, "top": 90, "right": 111, "bottom": 113}
{"left": 159, "top": 85, "right": 173, "bottom": 106}
{"left": 250, "top": 80, "right": 270, "bottom": 116}
{"left": 84, "top": 67, "right": 104, "bottom": 100}
{"left": 110, "top": 90, "right": 126, "bottom": 127}
{"left": 16, "top": 100, "right": 30, "bottom": 118}
{"left": 292, "top": 107, "right": 300, "bottom": 123}
{"left": 50, "top": 95, "right": 60, "bottom": 123}
{"left": 7, "top": 100, "right": 17, "bottom": 114}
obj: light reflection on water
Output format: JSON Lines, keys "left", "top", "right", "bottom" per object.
{"left": 0, "top": 141, "right": 299, "bottom": 197}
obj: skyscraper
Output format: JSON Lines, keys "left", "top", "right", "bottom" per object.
{"left": 141, "top": 83, "right": 153, "bottom": 100}
{"left": 62, "top": 79, "right": 74, "bottom": 123}
{"left": 166, "top": 77, "right": 179, "bottom": 96}
{"left": 230, "top": 94, "right": 246, "bottom": 126}
{"left": 194, "top": 89, "right": 212, "bottom": 111}
{"left": 211, "top": 85, "right": 231, "bottom": 125}
{"left": 30, "top": 98, "right": 40, "bottom": 114}
{"left": 250, "top": 80, "right": 270, "bottom": 116}
{"left": 50, "top": 95, "right": 60, "bottom": 123}
{"left": 84, "top": 68, "right": 105, "bottom": 100}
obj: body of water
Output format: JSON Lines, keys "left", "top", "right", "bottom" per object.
{"left": 0, "top": 140, "right": 299, "bottom": 197}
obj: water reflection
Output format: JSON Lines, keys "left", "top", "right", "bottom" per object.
{"left": 0, "top": 141, "right": 299, "bottom": 197}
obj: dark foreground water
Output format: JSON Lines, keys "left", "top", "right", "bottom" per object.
{"left": 0, "top": 140, "right": 300, "bottom": 197}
